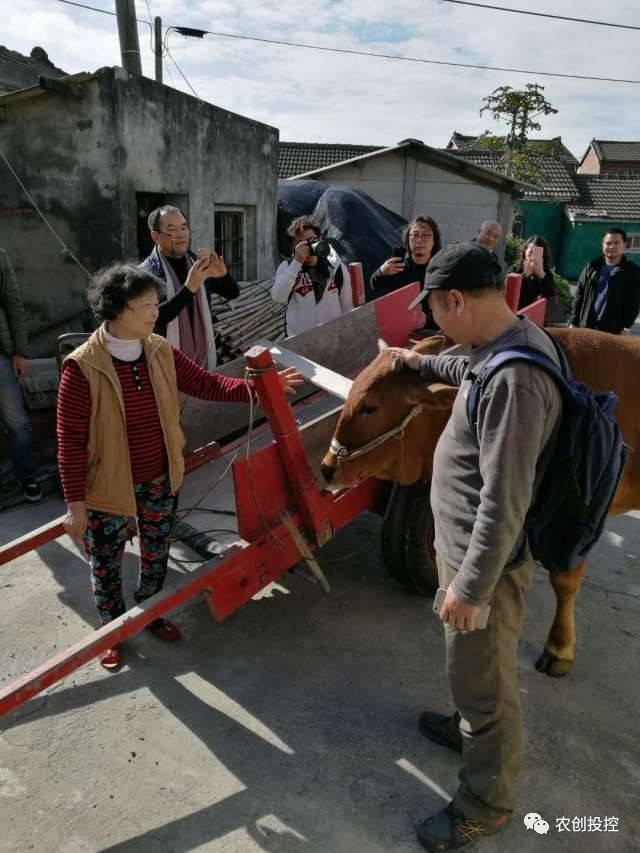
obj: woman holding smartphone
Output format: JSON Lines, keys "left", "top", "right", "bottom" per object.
{"left": 370, "top": 215, "right": 442, "bottom": 299}
{"left": 512, "top": 235, "right": 556, "bottom": 309}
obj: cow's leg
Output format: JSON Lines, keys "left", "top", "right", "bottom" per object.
{"left": 535, "top": 562, "right": 585, "bottom": 677}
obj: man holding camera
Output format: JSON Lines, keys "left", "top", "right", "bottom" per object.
{"left": 271, "top": 216, "right": 352, "bottom": 337}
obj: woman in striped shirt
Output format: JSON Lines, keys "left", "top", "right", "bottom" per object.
{"left": 57, "top": 262, "right": 302, "bottom": 670}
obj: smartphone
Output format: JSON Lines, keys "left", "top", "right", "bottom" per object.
{"left": 532, "top": 245, "right": 544, "bottom": 265}
{"left": 392, "top": 245, "right": 406, "bottom": 260}
{"left": 433, "top": 587, "right": 491, "bottom": 630}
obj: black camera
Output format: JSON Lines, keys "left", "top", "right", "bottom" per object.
{"left": 306, "top": 237, "right": 331, "bottom": 259}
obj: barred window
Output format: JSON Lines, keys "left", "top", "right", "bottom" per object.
{"left": 626, "top": 232, "right": 640, "bottom": 252}
{"left": 215, "top": 209, "right": 245, "bottom": 281}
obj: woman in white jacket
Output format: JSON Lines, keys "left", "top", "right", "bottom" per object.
{"left": 271, "top": 217, "right": 353, "bottom": 337}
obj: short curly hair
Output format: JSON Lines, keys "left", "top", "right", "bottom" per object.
{"left": 287, "top": 216, "right": 321, "bottom": 240}
{"left": 87, "top": 263, "right": 162, "bottom": 323}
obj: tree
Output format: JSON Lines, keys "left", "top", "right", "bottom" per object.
{"left": 477, "top": 83, "right": 558, "bottom": 183}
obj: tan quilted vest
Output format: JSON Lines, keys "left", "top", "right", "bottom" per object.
{"left": 64, "top": 327, "right": 185, "bottom": 515}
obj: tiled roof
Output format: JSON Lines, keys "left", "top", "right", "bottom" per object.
{"left": 0, "top": 45, "right": 66, "bottom": 80}
{"left": 278, "top": 142, "right": 384, "bottom": 178}
{"left": 447, "top": 131, "right": 578, "bottom": 165}
{"left": 446, "top": 148, "right": 579, "bottom": 200}
{"left": 568, "top": 175, "right": 640, "bottom": 220}
{"left": 591, "top": 140, "right": 640, "bottom": 163}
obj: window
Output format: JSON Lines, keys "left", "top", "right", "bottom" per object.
{"left": 626, "top": 232, "right": 640, "bottom": 253}
{"left": 215, "top": 208, "right": 245, "bottom": 281}
{"left": 511, "top": 218, "right": 524, "bottom": 239}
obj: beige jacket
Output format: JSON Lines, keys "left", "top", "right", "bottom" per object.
{"left": 64, "top": 327, "right": 185, "bottom": 515}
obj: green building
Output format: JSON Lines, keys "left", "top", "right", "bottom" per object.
{"left": 446, "top": 133, "right": 640, "bottom": 279}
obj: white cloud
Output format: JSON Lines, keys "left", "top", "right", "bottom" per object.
{"left": 4, "top": 0, "right": 640, "bottom": 157}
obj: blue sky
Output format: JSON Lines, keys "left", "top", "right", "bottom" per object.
{"left": 4, "top": 0, "right": 640, "bottom": 159}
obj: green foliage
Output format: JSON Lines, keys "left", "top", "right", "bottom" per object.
{"left": 552, "top": 269, "right": 573, "bottom": 314}
{"left": 504, "top": 234, "right": 573, "bottom": 315}
{"left": 480, "top": 84, "right": 558, "bottom": 148}
{"left": 477, "top": 83, "right": 558, "bottom": 183}
{"left": 505, "top": 234, "right": 524, "bottom": 269}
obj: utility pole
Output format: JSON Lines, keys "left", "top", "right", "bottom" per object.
{"left": 115, "top": 0, "right": 142, "bottom": 75}
{"left": 154, "top": 17, "right": 163, "bottom": 84}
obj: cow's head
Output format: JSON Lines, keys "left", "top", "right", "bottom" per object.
{"left": 321, "top": 337, "right": 458, "bottom": 487}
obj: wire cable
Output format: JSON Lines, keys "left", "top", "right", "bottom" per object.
{"left": 55, "top": 0, "right": 152, "bottom": 30}
{"left": 440, "top": 0, "right": 640, "bottom": 32}
{"left": 0, "top": 146, "right": 91, "bottom": 277}
{"left": 183, "top": 28, "right": 640, "bottom": 85}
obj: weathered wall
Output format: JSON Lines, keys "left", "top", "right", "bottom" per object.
{"left": 113, "top": 73, "right": 279, "bottom": 280}
{"left": 0, "top": 72, "right": 122, "bottom": 356}
{"left": 577, "top": 147, "right": 601, "bottom": 175}
{"left": 309, "top": 150, "right": 512, "bottom": 255}
{"left": 0, "top": 68, "right": 279, "bottom": 356}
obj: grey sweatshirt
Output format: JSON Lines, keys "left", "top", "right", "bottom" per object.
{"left": 419, "top": 317, "right": 562, "bottom": 605}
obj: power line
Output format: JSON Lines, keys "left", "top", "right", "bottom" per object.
{"left": 55, "top": 0, "right": 151, "bottom": 30}
{"left": 440, "top": 0, "right": 640, "bottom": 32}
{"left": 164, "top": 44, "right": 200, "bottom": 99}
{"left": 178, "top": 28, "right": 640, "bottom": 85}
{"left": 52, "top": 0, "right": 640, "bottom": 85}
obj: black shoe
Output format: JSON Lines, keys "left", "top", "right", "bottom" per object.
{"left": 417, "top": 802, "right": 509, "bottom": 852}
{"left": 18, "top": 477, "right": 43, "bottom": 502}
{"left": 419, "top": 710, "right": 463, "bottom": 753}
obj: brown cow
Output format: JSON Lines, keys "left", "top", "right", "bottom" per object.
{"left": 321, "top": 328, "right": 640, "bottom": 677}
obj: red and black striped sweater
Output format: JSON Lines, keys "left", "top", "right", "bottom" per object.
{"left": 57, "top": 346, "right": 251, "bottom": 503}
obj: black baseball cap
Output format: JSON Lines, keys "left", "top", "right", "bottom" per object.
{"left": 408, "top": 241, "right": 503, "bottom": 309}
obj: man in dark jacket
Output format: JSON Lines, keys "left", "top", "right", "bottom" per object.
{"left": 571, "top": 228, "right": 640, "bottom": 334}
{"left": 0, "top": 249, "right": 41, "bottom": 501}
{"left": 139, "top": 206, "right": 239, "bottom": 368}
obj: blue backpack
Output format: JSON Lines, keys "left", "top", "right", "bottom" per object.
{"left": 466, "top": 335, "right": 627, "bottom": 573}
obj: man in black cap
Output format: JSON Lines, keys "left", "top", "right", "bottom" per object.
{"left": 395, "top": 242, "right": 563, "bottom": 851}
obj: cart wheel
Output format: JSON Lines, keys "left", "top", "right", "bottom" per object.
{"left": 405, "top": 483, "right": 438, "bottom": 595}
{"left": 381, "top": 482, "right": 413, "bottom": 587}
{"left": 381, "top": 481, "right": 438, "bottom": 595}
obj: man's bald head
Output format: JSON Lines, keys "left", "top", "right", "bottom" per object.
{"left": 477, "top": 221, "right": 502, "bottom": 250}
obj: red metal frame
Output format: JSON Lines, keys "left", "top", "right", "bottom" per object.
{"left": 348, "top": 262, "right": 365, "bottom": 308}
{"left": 504, "top": 272, "right": 522, "bottom": 312}
{"left": 0, "top": 275, "right": 551, "bottom": 716}
{"left": 0, "top": 345, "right": 386, "bottom": 716}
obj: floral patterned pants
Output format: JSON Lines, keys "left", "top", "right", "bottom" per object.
{"left": 83, "top": 474, "right": 177, "bottom": 625}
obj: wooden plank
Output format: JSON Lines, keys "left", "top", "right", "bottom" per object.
{"left": 256, "top": 341, "right": 353, "bottom": 401}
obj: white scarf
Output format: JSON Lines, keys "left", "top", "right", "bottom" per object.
{"left": 157, "top": 251, "right": 217, "bottom": 369}
{"left": 102, "top": 322, "right": 142, "bottom": 361}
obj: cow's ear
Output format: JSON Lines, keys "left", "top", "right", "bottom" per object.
{"left": 428, "top": 383, "right": 458, "bottom": 410}
{"left": 406, "top": 383, "right": 457, "bottom": 409}
{"left": 378, "top": 338, "right": 389, "bottom": 352}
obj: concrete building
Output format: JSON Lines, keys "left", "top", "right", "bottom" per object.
{"left": 0, "top": 66, "right": 279, "bottom": 356}
{"left": 283, "top": 139, "right": 524, "bottom": 260}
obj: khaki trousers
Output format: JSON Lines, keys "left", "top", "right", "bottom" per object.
{"left": 437, "top": 554, "right": 534, "bottom": 819}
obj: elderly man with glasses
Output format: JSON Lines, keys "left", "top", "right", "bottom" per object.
{"left": 139, "top": 205, "right": 239, "bottom": 368}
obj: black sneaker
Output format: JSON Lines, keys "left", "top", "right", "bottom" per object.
{"left": 18, "top": 477, "right": 43, "bottom": 502}
{"left": 417, "top": 802, "right": 509, "bottom": 851}
{"left": 419, "top": 710, "right": 463, "bottom": 753}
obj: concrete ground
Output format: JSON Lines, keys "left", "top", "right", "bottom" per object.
{"left": 0, "top": 491, "right": 639, "bottom": 853}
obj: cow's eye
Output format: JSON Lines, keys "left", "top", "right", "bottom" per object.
{"left": 360, "top": 404, "right": 379, "bottom": 415}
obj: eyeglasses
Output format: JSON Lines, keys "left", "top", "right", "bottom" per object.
{"left": 409, "top": 232, "right": 434, "bottom": 241}
{"left": 157, "top": 227, "right": 192, "bottom": 238}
